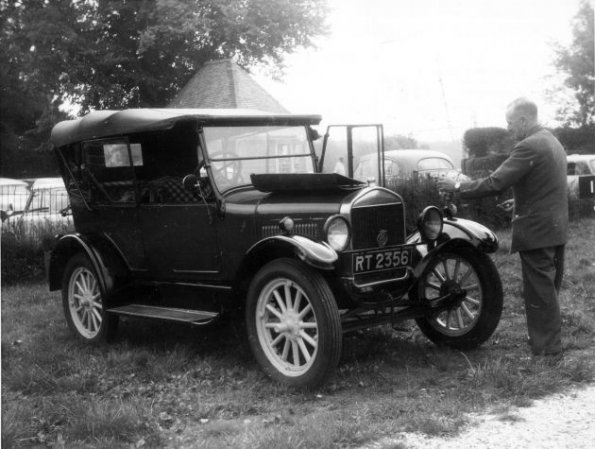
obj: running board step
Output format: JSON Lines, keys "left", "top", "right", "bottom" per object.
{"left": 108, "top": 304, "right": 219, "bottom": 326}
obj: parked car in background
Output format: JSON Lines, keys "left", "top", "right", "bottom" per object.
{"left": 21, "top": 177, "right": 71, "bottom": 222}
{"left": 2, "top": 177, "right": 72, "bottom": 239}
{"left": 354, "top": 149, "right": 470, "bottom": 185}
{"left": 0, "top": 177, "right": 30, "bottom": 221}
{"left": 567, "top": 154, "right": 595, "bottom": 198}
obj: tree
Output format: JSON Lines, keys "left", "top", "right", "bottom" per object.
{"left": 0, "top": 0, "right": 328, "bottom": 175}
{"left": 3, "top": 0, "right": 328, "bottom": 111}
{"left": 384, "top": 134, "right": 418, "bottom": 150}
{"left": 553, "top": 0, "right": 594, "bottom": 126}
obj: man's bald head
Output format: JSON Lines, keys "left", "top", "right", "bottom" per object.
{"left": 505, "top": 97, "right": 539, "bottom": 141}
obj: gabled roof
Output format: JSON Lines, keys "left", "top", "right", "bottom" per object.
{"left": 168, "top": 59, "right": 289, "bottom": 113}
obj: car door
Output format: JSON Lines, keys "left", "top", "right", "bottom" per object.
{"left": 79, "top": 139, "right": 147, "bottom": 272}
{"left": 138, "top": 198, "right": 221, "bottom": 279}
{"left": 135, "top": 128, "right": 221, "bottom": 280}
{"left": 319, "top": 124, "right": 385, "bottom": 183}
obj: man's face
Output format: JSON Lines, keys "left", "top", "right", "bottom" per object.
{"left": 505, "top": 108, "right": 527, "bottom": 141}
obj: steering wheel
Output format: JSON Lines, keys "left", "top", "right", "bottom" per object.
{"left": 191, "top": 162, "right": 214, "bottom": 199}
{"left": 210, "top": 152, "right": 243, "bottom": 185}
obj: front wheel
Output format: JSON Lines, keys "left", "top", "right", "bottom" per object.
{"left": 246, "top": 258, "right": 342, "bottom": 388}
{"left": 414, "top": 247, "right": 503, "bottom": 349}
{"left": 62, "top": 253, "right": 118, "bottom": 343}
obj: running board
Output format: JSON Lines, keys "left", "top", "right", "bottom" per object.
{"left": 108, "top": 304, "right": 219, "bottom": 326}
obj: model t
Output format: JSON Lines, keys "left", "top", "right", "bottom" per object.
{"left": 48, "top": 109, "right": 503, "bottom": 388}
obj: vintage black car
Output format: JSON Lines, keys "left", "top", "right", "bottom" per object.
{"left": 48, "top": 109, "right": 503, "bottom": 388}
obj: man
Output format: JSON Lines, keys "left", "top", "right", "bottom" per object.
{"left": 438, "top": 97, "right": 568, "bottom": 360}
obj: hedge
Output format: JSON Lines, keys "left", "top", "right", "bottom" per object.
{"left": 1, "top": 183, "right": 592, "bottom": 284}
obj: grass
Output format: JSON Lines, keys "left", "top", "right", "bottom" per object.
{"left": 2, "top": 218, "right": 595, "bottom": 448}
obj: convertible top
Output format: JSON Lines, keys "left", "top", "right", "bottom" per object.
{"left": 50, "top": 108, "right": 322, "bottom": 148}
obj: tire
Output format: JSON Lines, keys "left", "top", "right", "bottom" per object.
{"left": 414, "top": 247, "right": 503, "bottom": 349}
{"left": 62, "top": 253, "right": 118, "bottom": 343}
{"left": 246, "top": 258, "right": 342, "bottom": 388}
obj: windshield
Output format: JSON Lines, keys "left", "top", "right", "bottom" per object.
{"left": 203, "top": 125, "right": 315, "bottom": 191}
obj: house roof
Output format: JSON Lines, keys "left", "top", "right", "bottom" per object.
{"left": 168, "top": 59, "right": 289, "bottom": 113}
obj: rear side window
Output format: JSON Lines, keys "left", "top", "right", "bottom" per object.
{"left": 104, "top": 142, "right": 143, "bottom": 168}
{"left": 81, "top": 140, "right": 140, "bottom": 204}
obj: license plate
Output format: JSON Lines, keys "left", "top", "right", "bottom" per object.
{"left": 352, "top": 247, "right": 412, "bottom": 274}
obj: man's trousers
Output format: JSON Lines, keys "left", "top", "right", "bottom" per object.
{"left": 519, "top": 245, "right": 565, "bottom": 356}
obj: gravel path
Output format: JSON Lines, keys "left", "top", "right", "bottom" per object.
{"left": 365, "top": 385, "right": 595, "bottom": 449}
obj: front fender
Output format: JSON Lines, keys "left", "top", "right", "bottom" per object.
{"left": 407, "top": 217, "right": 499, "bottom": 254}
{"left": 407, "top": 217, "right": 499, "bottom": 279}
{"left": 246, "top": 235, "right": 338, "bottom": 271}
{"left": 441, "top": 218, "right": 499, "bottom": 253}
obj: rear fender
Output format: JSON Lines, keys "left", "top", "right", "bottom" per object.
{"left": 48, "top": 233, "right": 126, "bottom": 294}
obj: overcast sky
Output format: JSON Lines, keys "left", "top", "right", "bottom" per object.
{"left": 256, "top": 0, "right": 584, "bottom": 143}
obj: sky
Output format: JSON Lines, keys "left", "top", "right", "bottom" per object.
{"left": 255, "top": 0, "right": 585, "bottom": 145}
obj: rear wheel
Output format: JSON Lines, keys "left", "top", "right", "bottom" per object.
{"left": 414, "top": 248, "right": 502, "bottom": 349}
{"left": 62, "top": 253, "right": 118, "bottom": 342}
{"left": 246, "top": 258, "right": 342, "bottom": 388}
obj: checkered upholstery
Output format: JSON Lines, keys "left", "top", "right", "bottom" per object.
{"left": 143, "top": 177, "right": 198, "bottom": 203}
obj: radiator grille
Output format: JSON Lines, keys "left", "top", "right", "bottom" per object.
{"left": 261, "top": 222, "right": 320, "bottom": 240}
{"left": 351, "top": 203, "right": 405, "bottom": 250}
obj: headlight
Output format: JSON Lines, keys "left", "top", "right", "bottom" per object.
{"left": 279, "top": 216, "right": 295, "bottom": 235}
{"left": 417, "top": 206, "right": 443, "bottom": 242}
{"left": 324, "top": 216, "right": 350, "bottom": 252}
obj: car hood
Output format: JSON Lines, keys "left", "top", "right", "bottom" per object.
{"left": 250, "top": 173, "right": 365, "bottom": 193}
{"left": 223, "top": 173, "right": 367, "bottom": 227}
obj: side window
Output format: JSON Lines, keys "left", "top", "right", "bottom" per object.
{"left": 386, "top": 160, "right": 400, "bottom": 177}
{"left": 28, "top": 189, "right": 49, "bottom": 211}
{"left": 576, "top": 162, "right": 590, "bottom": 176}
{"left": 136, "top": 127, "right": 200, "bottom": 204}
{"left": 82, "top": 140, "right": 140, "bottom": 204}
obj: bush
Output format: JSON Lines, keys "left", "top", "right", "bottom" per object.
{"left": 1, "top": 220, "right": 69, "bottom": 285}
{"left": 554, "top": 124, "right": 595, "bottom": 154}
{"left": 388, "top": 176, "right": 443, "bottom": 232}
{"left": 385, "top": 177, "right": 593, "bottom": 232}
{"left": 461, "top": 153, "right": 509, "bottom": 180}
{"left": 1, "top": 232, "right": 46, "bottom": 284}
{"left": 463, "top": 127, "right": 513, "bottom": 158}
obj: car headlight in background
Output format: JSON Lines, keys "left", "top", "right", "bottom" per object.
{"left": 417, "top": 206, "right": 443, "bottom": 242}
{"left": 324, "top": 215, "right": 350, "bottom": 252}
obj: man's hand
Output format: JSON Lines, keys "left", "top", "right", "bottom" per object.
{"left": 437, "top": 177, "right": 457, "bottom": 192}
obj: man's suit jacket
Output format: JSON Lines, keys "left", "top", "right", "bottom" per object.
{"left": 459, "top": 126, "right": 568, "bottom": 253}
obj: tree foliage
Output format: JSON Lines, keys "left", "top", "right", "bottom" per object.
{"left": 553, "top": 0, "right": 594, "bottom": 126}
{"left": 384, "top": 134, "right": 419, "bottom": 150}
{"left": 0, "top": 0, "right": 328, "bottom": 175}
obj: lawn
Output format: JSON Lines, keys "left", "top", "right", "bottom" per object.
{"left": 2, "top": 218, "right": 594, "bottom": 448}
